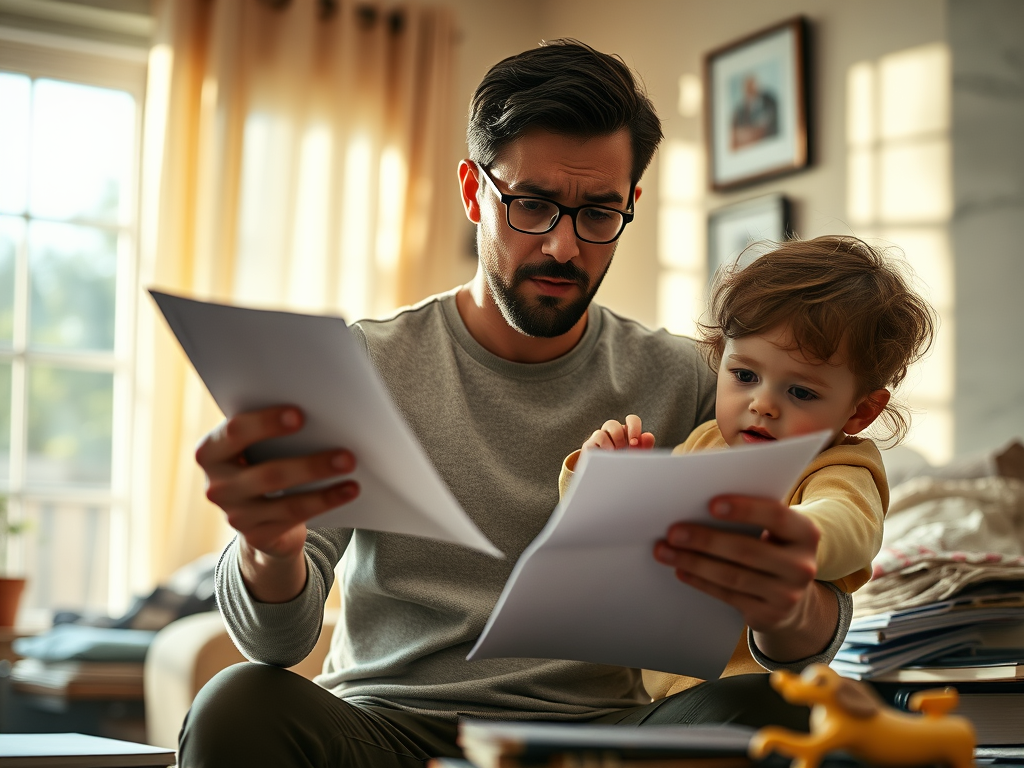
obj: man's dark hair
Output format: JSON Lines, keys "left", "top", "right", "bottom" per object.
{"left": 467, "top": 39, "right": 663, "bottom": 186}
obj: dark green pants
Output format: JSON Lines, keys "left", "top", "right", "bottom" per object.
{"left": 177, "top": 663, "right": 809, "bottom": 767}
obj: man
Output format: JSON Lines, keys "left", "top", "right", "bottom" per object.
{"left": 180, "top": 40, "right": 849, "bottom": 768}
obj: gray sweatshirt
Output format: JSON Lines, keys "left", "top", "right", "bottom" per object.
{"left": 215, "top": 290, "right": 849, "bottom": 720}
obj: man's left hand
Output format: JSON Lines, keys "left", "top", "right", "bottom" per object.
{"left": 653, "top": 495, "right": 823, "bottom": 643}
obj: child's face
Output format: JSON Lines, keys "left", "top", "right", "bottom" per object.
{"left": 715, "top": 324, "right": 868, "bottom": 447}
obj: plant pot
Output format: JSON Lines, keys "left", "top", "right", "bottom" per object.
{"left": 0, "top": 577, "right": 26, "bottom": 627}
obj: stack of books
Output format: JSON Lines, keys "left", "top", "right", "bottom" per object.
{"left": 835, "top": 583, "right": 1024, "bottom": 746}
{"left": 9, "top": 658, "right": 144, "bottom": 700}
{"left": 429, "top": 721, "right": 757, "bottom": 768}
{"left": 834, "top": 585, "right": 1024, "bottom": 681}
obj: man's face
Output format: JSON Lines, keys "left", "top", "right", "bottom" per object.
{"left": 472, "top": 128, "right": 634, "bottom": 338}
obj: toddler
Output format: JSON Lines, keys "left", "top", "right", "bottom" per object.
{"left": 560, "top": 234, "right": 936, "bottom": 595}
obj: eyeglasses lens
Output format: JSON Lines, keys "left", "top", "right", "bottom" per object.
{"left": 507, "top": 199, "right": 623, "bottom": 244}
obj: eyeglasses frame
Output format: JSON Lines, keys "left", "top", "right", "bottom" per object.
{"left": 474, "top": 162, "right": 635, "bottom": 245}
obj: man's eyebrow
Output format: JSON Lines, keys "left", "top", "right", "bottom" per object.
{"left": 513, "top": 179, "right": 625, "bottom": 206}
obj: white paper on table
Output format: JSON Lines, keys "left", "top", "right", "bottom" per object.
{"left": 467, "top": 430, "right": 831, "bottom": 677}
{"left": 149, "top": 290, "right": 502, "bottom": 558}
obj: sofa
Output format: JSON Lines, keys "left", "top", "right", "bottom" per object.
{"left": 144, "top": 609, "right": 338, "bottom": 748}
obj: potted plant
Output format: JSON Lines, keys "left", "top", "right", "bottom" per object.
{"left": 0, "top": 495, "right": 27, "bottom": 627}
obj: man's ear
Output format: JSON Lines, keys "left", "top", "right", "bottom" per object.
{"left": 458, "top": 160, "right": 481, "bottom": 223}
{"left": 843, "top": 389, "right": 891, "bottom": 435}
{"left": 633, "top": 185, "right": 643, "bottom": 205}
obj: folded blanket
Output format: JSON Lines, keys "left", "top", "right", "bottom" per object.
{"left": 854, "top": 476, "right": 1024, "bottom": 616}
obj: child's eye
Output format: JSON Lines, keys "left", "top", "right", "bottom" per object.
{"left": 732, "top": 369, "right": 757, "bottom": 384}
{"left": 789, "top": 386, "right": 817, "bottom": 401}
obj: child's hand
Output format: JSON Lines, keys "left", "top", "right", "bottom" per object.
{"left": 581, "top": 414, "right": 656, "bottom": 452}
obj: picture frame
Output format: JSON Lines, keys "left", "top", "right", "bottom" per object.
{"left": 707, "top": 194, "right": 792, "bottom": 280}
{"left": 704, "top": 17, "right": 810, "bottom": 191}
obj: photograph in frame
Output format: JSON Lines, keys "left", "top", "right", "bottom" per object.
{"left": 705, "top": 17, "right": 810, "bottom": 191}
{"left": 707, "top": 194, "right": 792, "bottom": 281}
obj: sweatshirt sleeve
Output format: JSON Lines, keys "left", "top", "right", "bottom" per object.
{"left": 748, "top": 582, "right": 853, "bottom": 672}
{"left": 557, "top": 449, "right": 582, "bottom": 500}
{"left": 790, "top": 440, "right": 888, "bottom": 591}
{"left": 215, "top": 526, "right": 353, "bottom": 667}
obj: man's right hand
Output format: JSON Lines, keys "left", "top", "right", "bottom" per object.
{"left": 195, "top": 405, "right": 359, "bottom": 602}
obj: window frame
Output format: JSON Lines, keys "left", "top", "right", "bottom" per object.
{"left": 0, "top": 24, "right": 147, "bottom": 621}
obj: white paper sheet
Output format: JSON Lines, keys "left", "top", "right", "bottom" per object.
{"left": 467, "top": 430, "right": 831, "bottom": 677}
{"left": 149, "top": 290, "right": 501, "bottom": 558}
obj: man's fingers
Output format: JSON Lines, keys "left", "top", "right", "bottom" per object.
{"left": 710, "top": 496, "right": 821, "bottom": 548}
{"left": 205, "top": 449, "right": 356, "bottom": 507}
{"left": 224, "top": 480, "right": 360, "bottom": 533}
{"left": 196, "top": 407, "right": 304, "bottom": 470}
{"left": 661, "top": 522, "right": 817, "bottom": 587}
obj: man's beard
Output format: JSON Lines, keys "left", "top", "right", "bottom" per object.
{"left": 485, "top": 254, "right": 612, "bottom": 338}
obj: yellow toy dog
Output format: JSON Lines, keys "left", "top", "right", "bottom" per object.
{"left": 749, "top": 664, "right": 976, "bottom": 768}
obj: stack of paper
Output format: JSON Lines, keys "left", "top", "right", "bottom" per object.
{"left": 834, "top": 584, "right": 1024, "bottom": 681}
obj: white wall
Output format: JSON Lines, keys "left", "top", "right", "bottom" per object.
{"left": 423, "top": 0, "right": 1022, "bottom": 460}
{"left": 949, "top": 0, "right": 1024, "bottom": 457}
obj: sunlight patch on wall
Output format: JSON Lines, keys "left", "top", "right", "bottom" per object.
{"left": 846, "top": 44, "right": 953, "bottom": 464}
{"left": 879, "top": 140, "right": 952, "bottom": 223}
{"left": 677, "top": 74, "right": 703, "bottom": 118}
{"left": 656, "top": 140, "right": 705, "bottom": 337}
{"left": 879, "top": 44, "right": 949, "bottom": 140}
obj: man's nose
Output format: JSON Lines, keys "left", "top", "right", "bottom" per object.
{"left": 541, "top": 213, "right": 580, "bottom": 263}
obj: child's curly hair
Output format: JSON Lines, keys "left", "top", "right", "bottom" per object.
{"left": 697, "top": 235, "right": 937, "bottom": 445}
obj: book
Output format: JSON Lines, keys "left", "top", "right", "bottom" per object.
{"left": 830, "top": 625, "right": 982, "bottom": 679}
{"left": 9, "top": 658, "right": 144, "bottom": 699}
{"left": 456, "top": 721, "right": 755, "bottom": 768}
{"left": 845, "top": 610, "right": 1024, "bottom": 645}
{"left": 870, "top": 648, "right": 1024, "bottom": 683}
{"left": 870, "top": 681, "right": 1024, "bottom": 746}
{"left": 0, "top": 733, "right": 175, "bottom": 767}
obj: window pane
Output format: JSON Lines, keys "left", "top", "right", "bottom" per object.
{"left": 0, "top": 72, "right": 30, "bottom": 215}
{"left": 0, "top": 361, "right": 9, "bottom": 483}
{"left": 26, "top": 365, "right": 113, "bottom": 487}
{"left": 20, "top": 498, "right": 110, "bottom": 614}
{"left": 29, "top": 221, "right": 116, "bottom": 351}
{"left": 30, "top": 79, "right": 135, "bottom": 223}
{"left": 0, "top": 215, "right": 21, "bottom": 346}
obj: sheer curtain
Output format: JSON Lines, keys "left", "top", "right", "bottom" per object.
{"left": 134, "top": 0, "right": 455, "bottom": 585}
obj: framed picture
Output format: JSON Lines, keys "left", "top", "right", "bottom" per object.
{"left": 704, "top": 17, "right": 810, "bottom": 191}
{"left": 707, "top": 194, "right": 791, "bottom": 279}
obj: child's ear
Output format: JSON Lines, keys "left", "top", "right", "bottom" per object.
{"left": 843, "top": 389, "right": 891, "bottom": 435}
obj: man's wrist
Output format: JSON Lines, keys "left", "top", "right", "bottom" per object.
{"left": 752, "top": 580, "right": 838, "bottom": 663}
{"left": 238, "top": 541, "right": 308, "bottom": 604}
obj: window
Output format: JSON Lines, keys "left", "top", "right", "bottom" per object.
{"left": 0, "top": 31, "right": 146, "bottom": 622}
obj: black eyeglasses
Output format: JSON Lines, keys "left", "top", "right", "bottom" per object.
{"left": 475, "top": 163, "right": 634, "bottom": 245}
